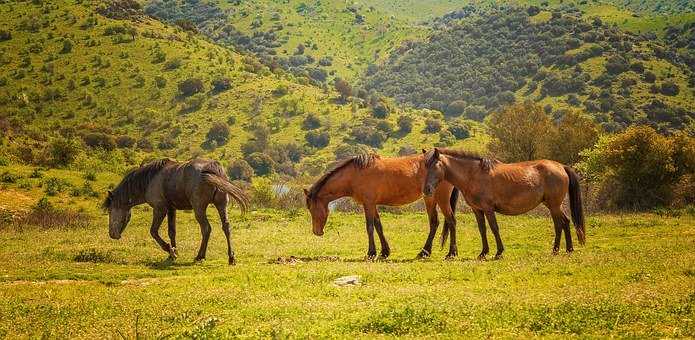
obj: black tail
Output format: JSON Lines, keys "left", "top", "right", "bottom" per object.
{"left": 564, "top": 166, "right": 585, "bottom": 245}
{"left": 440, "top": 188, "right": 459, "bottom": 248}
{"left": 202, "top": 173, "right": 250, "bottom": 213}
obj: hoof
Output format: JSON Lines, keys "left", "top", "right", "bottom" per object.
{"left": 552, "top": 248, "right": 560, "bottom": 256}
{"left": 477, "top": 253, "right": 488, "bottom": 261}
{"left": 444, "top": 252, "right": 458, "bottom": 260}
{"left": 228, "top": 257, "right": 236, "bottom": 266}
{"left": 493, "top": 253, "right": 504, "bottom": 260}
{"left": 168, "top": 247, "right": 178, "bottom": 260}
{"left": 566, "top": 248, "right": 574, "bottom": 254}
{"left": 194, "top": 256, "right": 206, "bottom": 262}
{"left": 379, "top": 252, "right": 390, "bottom": 260}
{"left": 366, "top": 252, "right": 377, "bottom": 261}
{"left": 416, "top": 249, "right": 431, "bottom": 259}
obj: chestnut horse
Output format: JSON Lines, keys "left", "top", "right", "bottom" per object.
{"left": 423, "top": 148, "right": 585, "bottom": 259}
{"left": 304, "top": 153, "right": 459, "bottom": 259}
{"left": 103, "top": 158, "right": 249, "bottom": 264}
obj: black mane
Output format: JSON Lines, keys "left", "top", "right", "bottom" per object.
{"left": 307, "top": 153, "right": 379, "bottom": 199}
{"left": 102, "top": 159, "right": 175, "bottom": 209}
{"left": 429, "top": 148, "right": 499, "bottom": 171}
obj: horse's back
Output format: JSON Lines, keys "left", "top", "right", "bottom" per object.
{"left": 352, "top": 155, "right": 433, "bottom": 205}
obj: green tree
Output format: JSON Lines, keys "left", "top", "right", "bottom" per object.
{"left": 487, "top": 101, "right": 553, "bottom": 162}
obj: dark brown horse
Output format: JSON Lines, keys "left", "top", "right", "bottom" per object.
{"left": 304, "top": 152, "right": 459, "bottom": 259}
{"left": 103, "top": 158, "right": 249, "bottom": 264}
{"left": 423, "top": 148, "right": 585, "bottom": 259}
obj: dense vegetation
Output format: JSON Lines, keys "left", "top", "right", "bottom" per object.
{"left": 363, "top": 7, "right": 695, "bottom": 132}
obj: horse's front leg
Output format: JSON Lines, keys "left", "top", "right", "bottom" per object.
{"left": 150, "top": 207, "right": 172, "bottom": 256}
{"left": 484, "top": 211, "right": 505, "bottom": 260}
{"left": 474, "top": 209, "right": 489, "bottom": 260}
{"left": 418, "top": 198, "right": 438, "bottom": 259}
{"left": 373, "top": 211, "right": 390, "bottom": 259}
{"left": 363, "top": 205, "right": 377, "bottom": 260}
{"left": 167, "top": 208, "right": 178, "bottom": 259}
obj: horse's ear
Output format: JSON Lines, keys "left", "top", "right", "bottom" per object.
{"left": 433, "top": 148, "right": 440, "bottom": 160}
{"left": 107, "top": 190, "right": 112, "bottom": 197}
{"left": 303, "top": 188, "right": 309, "bottom": 197}
{"left": 421, "top": 148, "right": 427, "bottom": 154}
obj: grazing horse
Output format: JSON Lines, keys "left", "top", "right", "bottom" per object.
{"left": 304, "top": 152, "right": 460, "bottom": 259}
{"left": 103, "top": 158, "right": 249, "bottom": 264}
{"left": 422, "top": 148, "right": 585, "bottom": 259}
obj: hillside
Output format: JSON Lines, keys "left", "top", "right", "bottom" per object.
{"left": 0, "top": 0, "right": 486, "bottom": 178}
{"left": 362, "top": 7, "right": 695, "bottom": 132}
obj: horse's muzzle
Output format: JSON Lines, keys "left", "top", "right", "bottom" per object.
{"left": 109, "top": 231, "right": 121, "bottom": 240}
{"left": 312, "top": 229, "right": 324, "bottom": 236}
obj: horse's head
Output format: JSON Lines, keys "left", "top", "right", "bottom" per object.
{"left": 423, "top": 148, "right": 446, "bottom": 197}
{"left": 103, "top": 191, "right": 132, "bottom": 240}
{"left": 303, "top": 189, "right": 328, "bottom": 236}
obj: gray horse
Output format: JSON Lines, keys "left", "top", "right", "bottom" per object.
{"left": 103, "top": 158, "right": 249, "bottom": 265}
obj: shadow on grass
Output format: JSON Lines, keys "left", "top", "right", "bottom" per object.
{"left": 145, "top": 257, "right": 199, "bottom": 270}
{"left": 268, "top": 255, "right": 481, "bottom": 265}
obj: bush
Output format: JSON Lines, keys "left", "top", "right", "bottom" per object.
{"left": 579, "top": 126, "right": 695, "bottom": 209}
{"left": 177, "top": 78, "right": 204, "bottom": 97}
{"left": 448, "top": 120, "right": 470, "bottom": 140}
{"left": 398, "top": 145, "right": 417, "bottom": 156}
{"left": 49, "top": 138, "right": 81, "bottom": 167}
{"left": 206, "top": 122, "right": 230, "bottom": 145}
{"left": 212, "top": 77, "right": 232, "bottom": 93}
{"left": 18, "top": 197, "right": 91, "bottom": 229}
{"left": 605, "top": 55, "right": 629, "bottom": 74}
{"left": 246, "top": 152, "right": 275, "bottom": 176}
{"left": 660, "top": 81, "right": 679, "bottom": 96}
{"left": 227, "top": 159, "right": 254, "bottom": 182}
{"left": 423, "top": 118, "right": 442, "bottom": 133}
{"left": 334, "top": 144, "right": 372, "bottom": 160}
{"left": 643, "top": 71, "right": 656, "bottom": 83}
{"left": 305, "top": 130, "right": 330, "bottom": 148}
{"left": 0, "top": 171, "right": 19, "bottom": 183}
{"left": 464, "top": 105, "right": 487, "bottom": 121}
{"left": 82, "top": 132, "right": 116, "bottom": 151}
{"left": 0, "top": 30, "right": 11, "bottom": 41}
{"left": 43, "top": 177, "right": 69, "bottom": 196}
{"left": 445, "top": 100, "right": 467, "bottom": 117}
{"left": 302, "top": 113, "right": 321, "bottom": 130}
{"left": 350, "top": 125, "right": 387, "bottom": 148}
{"left": 397, "top": 115, "right": 413, "bottom": 134}
{"left": 154, "top": 76, "right": 167, "bottom": 89}
{"left": 115, "top": 135, "right": 136, "bottom": 148}
{"left": 164, "top": 58, "right": 182, "bottom": 71}
{"left": 372, "top": 102, "right": 390, "bottom": 119}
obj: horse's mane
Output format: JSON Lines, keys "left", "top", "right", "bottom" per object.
{"left": 430, "top": 148, "right": 499, "bottom": 171}
{"left": 307, "top": 153, "right": 379, "bottom": 199}
{"left": 102, "top": 158, "right": 176, "bottom": 209}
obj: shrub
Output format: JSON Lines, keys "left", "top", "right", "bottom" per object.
{"left": 273, "top": 84, "right": 289, "bottom": 96}
{"left": 448, "top": 120, "right": 470, "bottom": 140}
{"left": 0, "top": 171, "right": 19, "bottom": 183}
{"left": 154, "top": 76, "right": 167, "bottom": 89}
{"left": 660, "top": 81, "right": 679, "bottom": 96}
{"left": 302, "top": 113, "right": 321, "bottom": 130}
{"left": 423, "top": 118, "right": 442, "bottom": 133}
{"left": 212, "top": 77, "right": 232, "bottom": 93}
{"left": 372, "top": 102, "right": 390, "bottom": 119}
{"left": 19, "top": 197, "right": 91, "bottom": 229}
{"left": 305, "top": 130, "right": 330, "bottom": 148}
{"left": 334, "top": 144, "right": 372, "bottom": 160}
{"left": 605, "top": 55, "right": 629, "bottom": 74}
{"left": 137, "top": 138, "right": 153, "bottom": 151}
{"left": 548, "top": 111, "right": 600, "bottom": 165}
{"left": 246, "top": 152, "right": 275, "bottom": 176}
{"left": 445, "top": 100, "right": 467, "bottom": 117}
{"left": 206, "top": 122, "right": 230, "bottom": 145}
{"left": 178, "top": 78, "right": 204, "bottom": 97}
{"left": 60, "top": 39, "right": 73, "bottom": 54}
{"left": 437, "top": 130, "right": 456, "bottom": 147}
{"left": 227, "top": 159, "right": 254, "bottom": 182}
{"left": 349, "top": 125, "right": 387, "bottom": 148}
{"left": 115, "top": 135, "right": 136, "bottom": 148}
{"left": 164, "top": 58, "right": 182, "bottom": 70}
{"left": 49, "top": 138, "right": 81, "bottom": 167}
{"left": 464, "top": 105, "right": 487, "bottom": 121}
{"left": 0, "top": 30, "right": 11, "bottom": 41}
{"left": 398, "top": 145, "right": 417, "bottom": 156}
{"left": 43, "top": 177, "right": 69, "bottom": 196}
{"left": 82, "top": 132, "right": 116, "bottom": 151}
{"left": 397, "top": 115, "right": 413, "bottom": 134}
{"left": 334, "top": 77, "right": 352, "bottom": 102}
{"left": 643, "top": 71, "right": 656, "bottom": 83}
{"left": 579, "top": 126, "right": 695, "bottom": 209}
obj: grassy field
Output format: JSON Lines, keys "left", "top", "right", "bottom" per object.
{"left": 1, "top": 206, "right": 693, "bottom": 338}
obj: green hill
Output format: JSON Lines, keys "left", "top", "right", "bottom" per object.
{"left": 362, "top": 7, "right": 695, "bottom": 132}
{"left": 0, "top": 0, "right": 487, "bottom": 177}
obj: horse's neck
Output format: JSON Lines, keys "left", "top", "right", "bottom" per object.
{"left": 444, "top": 157, "right": 481, "bottom": 192}
{"left": 317, "top": 167, "right": 353, "bottom": 202}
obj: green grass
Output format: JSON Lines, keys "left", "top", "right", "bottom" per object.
{"left": 0, "top": 204, "right": 693, "bottom": 337}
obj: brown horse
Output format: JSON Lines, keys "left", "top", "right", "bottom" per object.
{"left": 304, "top": 152, "right": 459, "bottom": 259}
{"left": 103, "top": 158, "right": 249, "bottom": 264}
{"left": 422, "top": 148, "right": 585, "bottom": 259}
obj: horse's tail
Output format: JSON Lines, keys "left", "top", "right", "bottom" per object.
{"left": 440, "top": 187, "right": 459, "bottom": 248}
{"left": 564, "top": 166, "right": 585, "bottom": 245}
{"left": 202, "top": 172, "right": 250, "bottom": 213}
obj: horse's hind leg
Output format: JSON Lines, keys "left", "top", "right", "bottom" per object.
{"left": 150, "top": 207, "right": 173, "bottom": 257}
{"left": 215, "top": 199, "right": 236, "bottom": 265}
{"left": 550, "top": 206, "right": 572, "bottom": 253}
{"left": 474, "top": 209, "right": 489, "bottom": 260}
{"left": 418, "top": 198, "right": 438, "bottom": 258}
{"left": 484, "top": 211, "right": 505, "bottom": 260}
{"left": 167, "top": 209, "right": 178, "bottom": 259}
{"left": 193, "top": 206, "right": 213, "bottom": 262}
{"left": 373, "top": 211, "right": 390, "bottom": 259}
